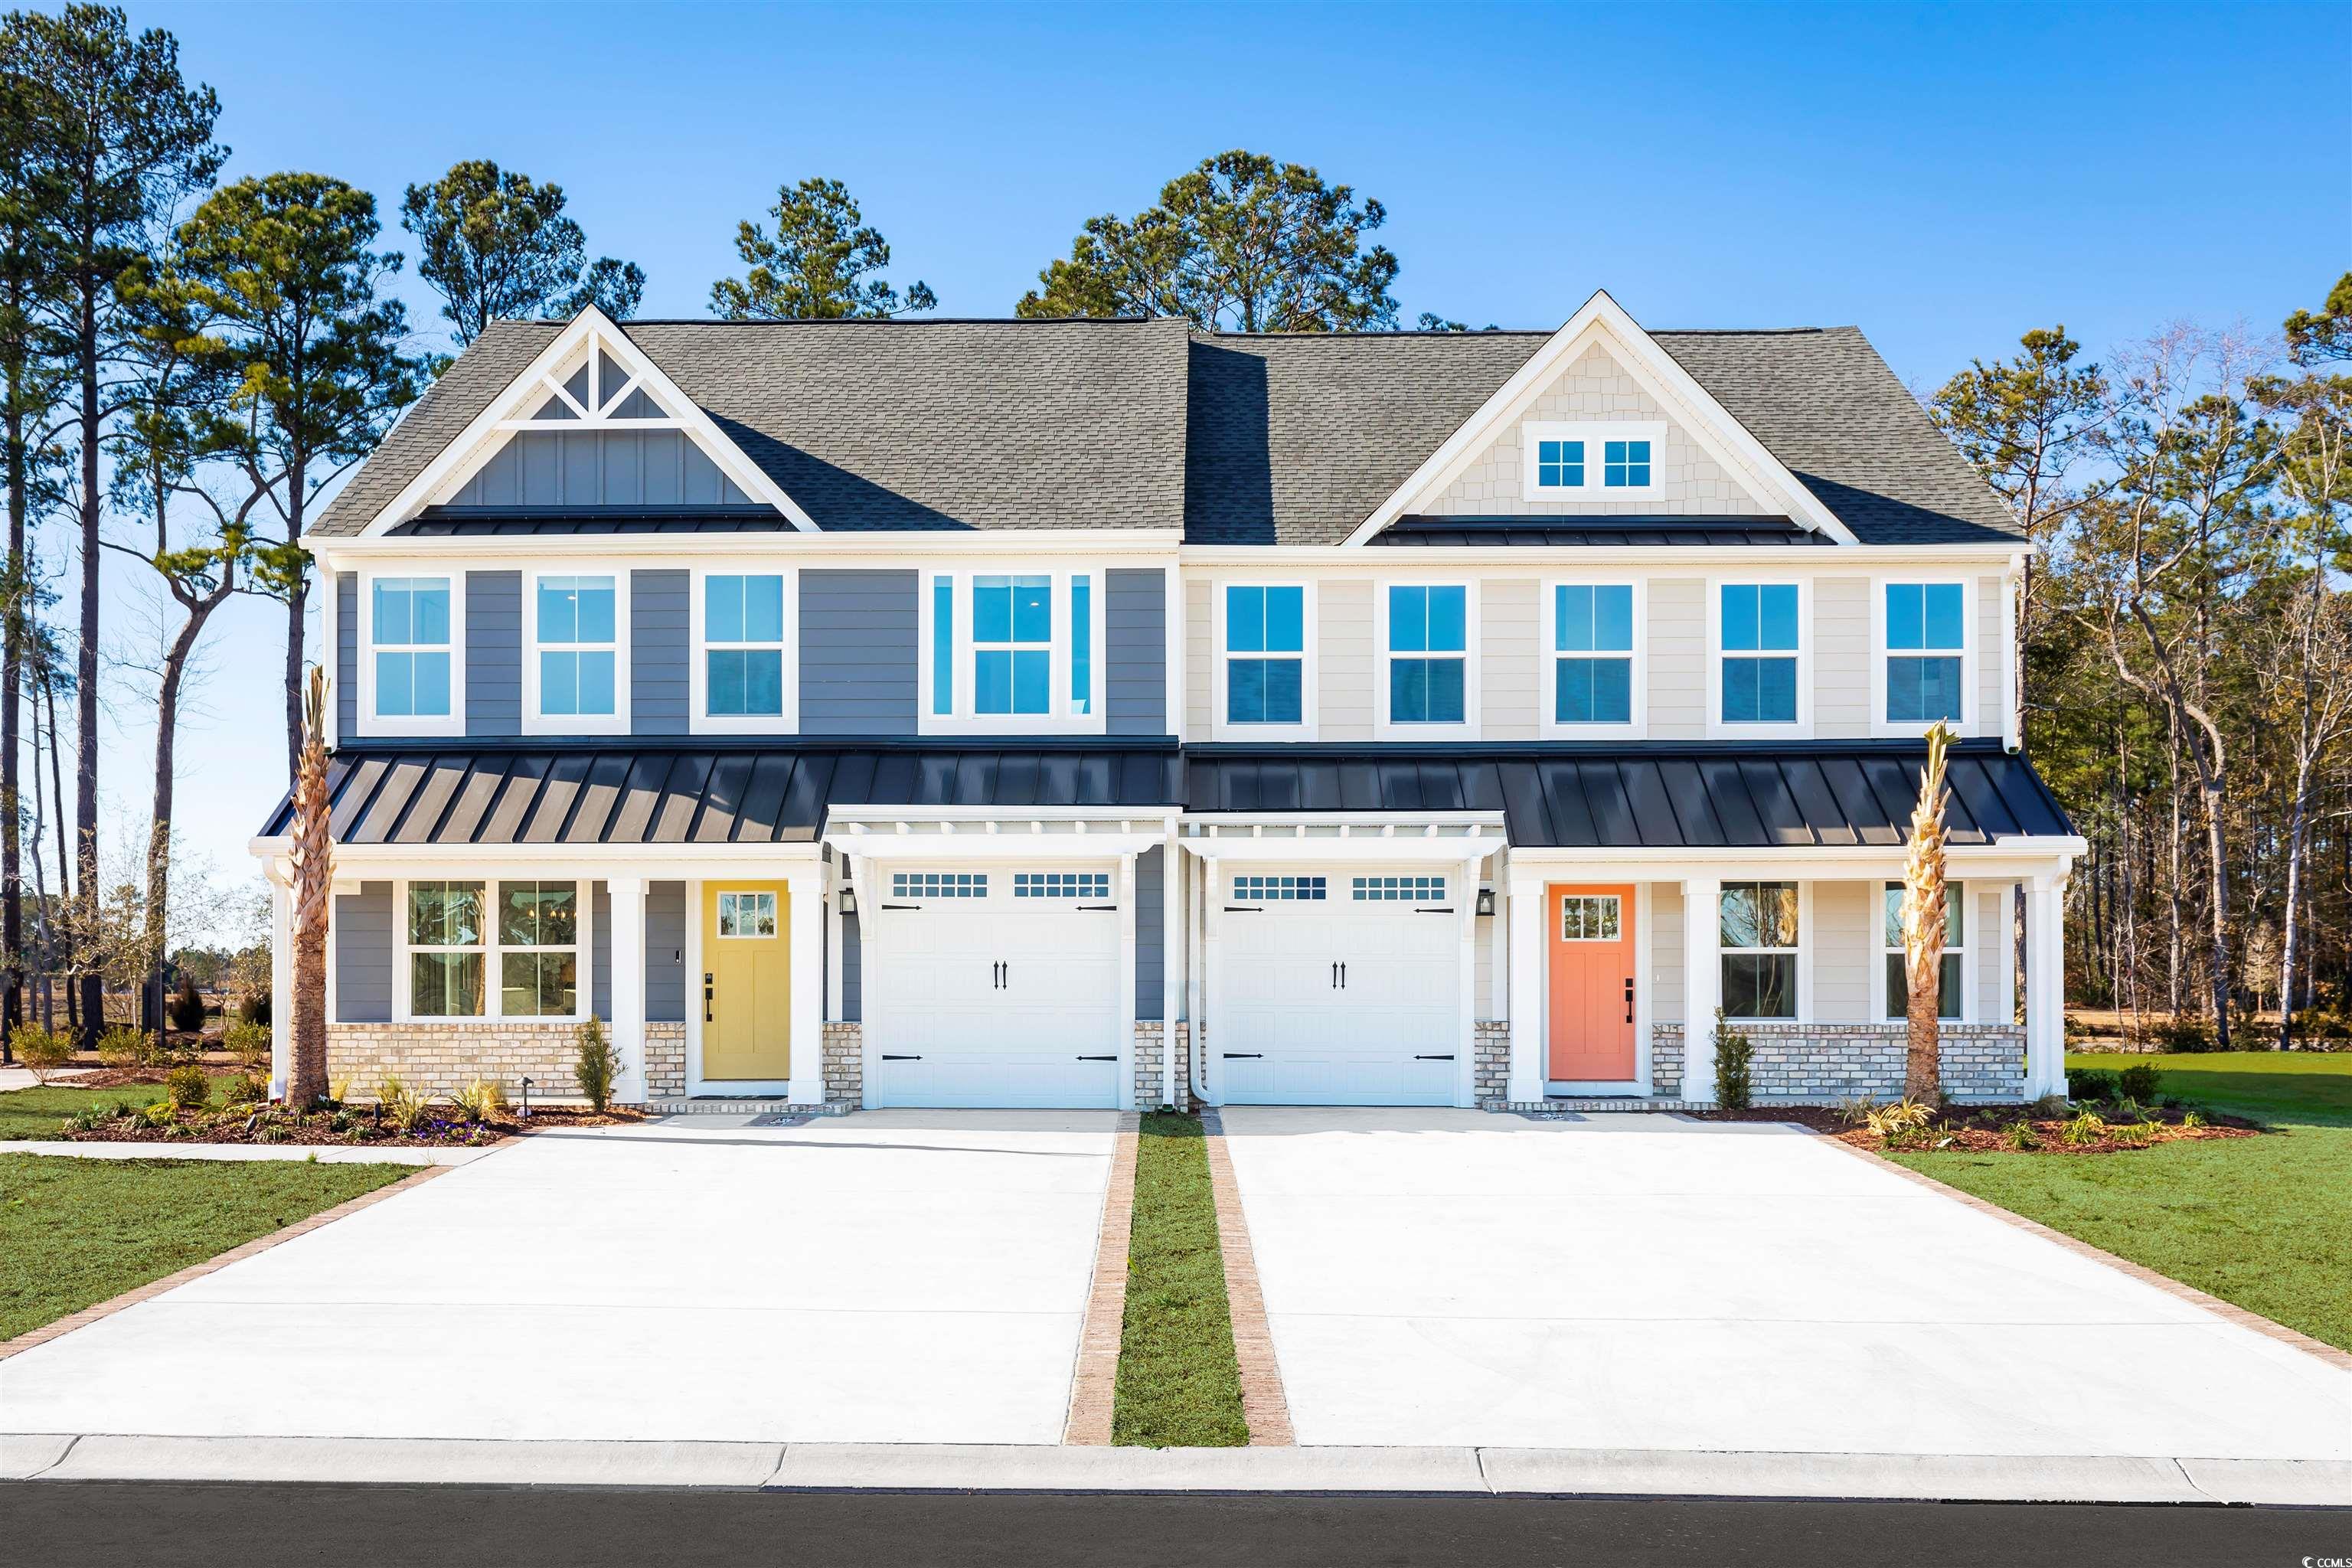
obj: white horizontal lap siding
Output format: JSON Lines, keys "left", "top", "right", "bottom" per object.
{"left": 1978, "top": 884, "right": 2014, "bottom": 1024}
{"left": 1651, "top": 882, "right": 1686, "bottom": 1024}
{"left": 1814, "top": 576, "right": 1871, "bottom": 739}
{"left": 1184, "top": 577, "right": 1213, "bottom": 739}
{"left": 1318, "top": 580, "right": 1374, "bottom": 742}
{"left": 1810, "top": 880, "right": 1872, "bottom": 1023}
{"left": 1480, "top": 578, "right": 1539, "bottom": 741}
{"left": 1646, "top": 578, "right": 1705, "bottom": 740}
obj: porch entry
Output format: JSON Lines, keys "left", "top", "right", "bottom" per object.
{"left": 1548, "top": 884, "right": 1637, "bottom": 1082}
{"left": 702, "top": 882, "right": 791, "bottom": 1082}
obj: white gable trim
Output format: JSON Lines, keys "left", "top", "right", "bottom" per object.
{"left": 1341, "top": 290, "right": 1859, "bottom": 548}
{"left": 358, "top": 307, "right": 818, "bottom": 537}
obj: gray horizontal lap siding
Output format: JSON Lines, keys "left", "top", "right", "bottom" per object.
{"left": 841, "top": 910, "right": 861, "bottom": 1022}
{"left": 1135, "top": 845, "right": 1163, "bottom": 1020}
{"left": 1106, "top": 568, "right": 1167, "bottom": 735}
{"left": 632, "top": 569, "right": 691, "bottom": 736}
{"left": 799, "top": 570, "right": 917, "bottom": 734}
{"left": 335, "top": 573, "right": 357, "bottom": 740}
{"left": 592, "top": 881, "right": 611, "bottom": 1019}
{"left": 646, "top": 880, "right": 686, "bottom": 1022}
{"left": 466, "top": 570, "right": 522, "bottom": 737}
{"left": 335, "top": 882, "right": 393, "bottom": 1024}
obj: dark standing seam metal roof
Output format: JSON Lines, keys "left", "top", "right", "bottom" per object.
{"left": 1370, "top": 516, "right": 1834, "bottom": 548}
{"left": 267, "top": 740, "right": 2070, "bottom": 849}
{"left": 1182, "top": 741, "right": 2071, "bottom": 848}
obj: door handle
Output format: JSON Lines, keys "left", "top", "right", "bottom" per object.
{"left": 1340, "top": 962, "right": 1347, "bottom": 988}
{"left": 704, "top": 974, "right": 714, "bottom": 1023}
{"left": 881, "top": 1054, "right": 921, "bottom": 1061}
{"left": 1415, "top": 1054, "right": 1455, "bottom": 1061}
{"left": 1002, "top": 960, "right": 1010, "bottom": 988}
{"left": 1331, "top": 962, "right": 1338, "bottom": 989}
{"left": 1625, "top": 977, "right": 1635, "bottom": 1024}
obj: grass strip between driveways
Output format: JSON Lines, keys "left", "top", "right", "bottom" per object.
{"left": 1887, "top": 1051, "right": 2352, "bottom": 1352}
{"left": 0, "top": 1152, "right": 413, "bottom": 1341}
{"left": 1112, "top": 1112, "right": 1248, "bottom": 1446}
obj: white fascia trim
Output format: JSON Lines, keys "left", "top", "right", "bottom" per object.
{"left": 311, "top": 530, "right": 1185, "bottom": 569}
{"left": 355, "top": 306, "right": 816, "bottom": 537}
{"left": 1176, "top": 542, "right": 2024, "bottom": 569}
{"left": 1867, "top": 571, "right": 1978, "bottom": 740}
{"left": 521, "top": 563, "right": 633, "bottom": 737}
{"left": 301, "top": 844, "right": 827, "bottom": 875}
{"left": 1341, "top": 289, "right": 1859, "bottom": 547}
{"left": 1504, "top": 842, "right": 2086, "bottom": 876}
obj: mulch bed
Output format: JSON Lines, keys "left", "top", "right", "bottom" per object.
{"left": 1690, "top": 1102, "right": 2262, "bottom": 1155}
{"left": 54, "top": 1104, "right": 643, "bottom": 1148}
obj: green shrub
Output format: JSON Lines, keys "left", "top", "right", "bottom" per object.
{"left": 138, "top": 1099, "right": 177, "bottom": 1129}
{"left": 2182, "top": 1109, "right": 2207, "bottom": 1129}
{"left": 574, "top": 1015, "right": 621, "bottom": 1113}
{"left": 162, "top": 1063, "right": 210, "bottom": 1111}
{"left": 448, "top": 1078, "right": 505, "bottom": 1124}
{"left": 2061, "top": 1109, "right": 2109, "bottom": 1147}
{"left": 167, "top": 972, "right": 206, "bottom": 1033}
{"left": 1866, "top": 1096, "right": 1936, "bottom": 1139}
{"left": 11, "top": 1023, "right": 70, "bottom": 1083}
{"left": 237, "top": 991, "right": 270, "bottom": 1027}
{"left": 2115, "top": 1062, "right": 2162, "bottom": 1103}
{"left": 2066, "top": 1067, "right": 2118, "bottom": 1102}
{"left": 2001, "top": 1119, "right": 2041, "bottom": 1151}
{"left": 223, "top": 1019, "right": 270, "bottom": 1073}
{"left": 1710, "top": 1010, "right": 1755, "bottom": 1111}
{"left": 221, "top": 1073, "right": 266, "bottom": 1108}
{"left": 2146, "top": 1016, "right": 2216, "bottom": 1053}
{"left": 98, "top": 1026, "right": 154, "bottom": 1070}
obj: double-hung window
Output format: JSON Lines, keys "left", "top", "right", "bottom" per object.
{"left": 530, "top": 573, "right": 623, "bottom": 731}
{"left": 1223, "top": 584, "right": 1306, "bottom": 729}
{"left": 1720, "top": 881, "right": 1800, "bottom": 1020}
{"left": 1883, "top": 881, "right": 1964, "bottom": 1021}
{"left": 402, "top": 878, "right": 584, "bottom": 1021}
{"left": 1883, "top": 582, "right": 1966, "bottom": 727}
{"left": 367, "top": 576, "right": 458, "bottom": 732}
{"left": 922, "top": 567, "right": 1103, "bottom": 732}
{"left": 1549, "top": 582, "right": 1637, "bottom": 728}
{"left": 697, "top": 571, "right": 790, "bottom": 728}
{"left": 1383, "top": 583, "right": 1469, "bottom": 728}
{"left": 1718, "top": 582, "right": 1801, "bottom": 727}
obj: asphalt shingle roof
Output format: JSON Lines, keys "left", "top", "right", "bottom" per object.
{"left": 315, "top": 315, "right": 2018, "bottom": 547}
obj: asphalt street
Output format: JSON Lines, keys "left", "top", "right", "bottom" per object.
{"left": 3, "top": 1481, "right": 2344, "bottom": 1566}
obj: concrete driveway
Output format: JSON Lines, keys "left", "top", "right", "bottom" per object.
{"left": 1220, "top": 1108, "right": 2352, "bottom": 1460}
{"left": 2, "top": 1111, "right": 1116, "bottom": 1446}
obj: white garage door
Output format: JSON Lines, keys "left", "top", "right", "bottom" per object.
{"left": 1216, "top": 867, "right": 1463, "bottom": 1106}
{"left": 864, "top": 865, "right": 1123, "bottom": 1109}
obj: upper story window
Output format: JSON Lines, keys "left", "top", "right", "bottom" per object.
{"left": 1382, "top": 583, "right": 1469, "bottom": 728}
{"left": 528, "top": 573, "right": 626, "bottom": 733}
{"left": 1883, "top": 880, "right": 1964, "bottom": 1021}
{"left": 364, "top": 574, "right": 461, "bottom": 736}
{"left": 1224, "top": 584, "right": 1306, "bottom": 727}
{"left": 1884, "top": 581, "right": 1966, "bottom": 727}
{"left": 1720, "top": 880, "right": 1799, "bottom": 1020}
{"left": 922, "top": 567, "right": 1103, "bottom": 733}
{"left": 696, "top": 571, "right": 792, "bottom": 730}
{"left": 1717, "top": 582, "right": 1801, "bottom": 727}
{"left": 1549, "top": 582, "right": 1637, "bottom": 728}
{"left": 1521, "top": 421, "right": 1664, "bottom": 498}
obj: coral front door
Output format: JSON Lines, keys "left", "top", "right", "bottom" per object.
{"left": 1548, "top": 884, "right": 1636, "bottom": 1082}
{"left": 702, "top": 882, "right": 791, "bottom": 1083}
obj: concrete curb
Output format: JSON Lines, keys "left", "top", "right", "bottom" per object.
{"left": 0, "top": 1140, "right": 495, "bottom": 1165}
{"left": 5, "top": 1435, "right": 2345, "bottom": 1504}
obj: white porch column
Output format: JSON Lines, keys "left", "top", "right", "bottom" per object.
{"left": 1506, "top": 872, "right": 1545, "bottom": 1106}
{"left": 267, "top": 867, "right": 294, "bottom": 1100}
{"left": 1455, "top": 854, "right": 1481, "bottom": 1108}
{"left": 1119, "top": 851, "right": 1139, "bottom": 1111}
{"left": 606, "top": 876, "right": 647, "bottom": 1106}
{"left": 1200, "top": 854, "right": 1221, "bottom": 1106}
{"left": 1161, "top": 831, "right": 1181, "bottom": 1109}
{"left": 787, "top": 869, "right": 825, "bottom": 1107}
{"left": 1682, "top": 876, "right": 1721, "bottom": 1104}
{"left": 2024, "top": 873, "right": 2068, "bottom": 1100}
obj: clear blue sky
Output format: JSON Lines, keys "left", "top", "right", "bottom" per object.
{"left": 73, "top": 0, "right": 2350, "bottom": 944}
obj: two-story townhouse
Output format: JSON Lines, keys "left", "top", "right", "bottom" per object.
{"left": 252, "top": 290, "right": 2080, "bottom": 1115}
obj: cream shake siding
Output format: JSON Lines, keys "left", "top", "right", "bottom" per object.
{"left": 1318, "top": 578, "right": 1374, "bottom": 740}
{"left": 1814, "top": 576, "right": 1871, "bottom": 738}
{"left": 1184, "top": 577, "right": 1212, "bottom": 737}
{"left": 1425, "top": 345, "right": 1769, "bottom": 518}
{"left": 1651, "top": 881, "right": 1685, "bottom": 1024}
{"left": 1811, "top": 880, "right": 1871, "bottom": 1022}
{"left": 1978, "top": 575, "right": 2006, "bottom": 734}
{"left": 1481, "top": 577, "right": 1540, "bottom": 740}
{"left": 1647, "top": 578, "right": 1705, "bottom": 737}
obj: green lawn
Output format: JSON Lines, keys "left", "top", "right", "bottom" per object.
{"left": 1890, "top": 1051, "right": 2352, "bottom": 1351}
{"left": 1113, "top": 1113, "right": 1248, "bottom": 1447}
{"left": 0, "top": 1152, "right": 412, "bottom": 1341}
{"left": 0, "top": 1075, "right": 246, "bottom": 1142}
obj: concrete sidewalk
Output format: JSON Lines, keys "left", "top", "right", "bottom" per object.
{"left": 3, "top": 1433, "right": 2344, "bottom": 1505}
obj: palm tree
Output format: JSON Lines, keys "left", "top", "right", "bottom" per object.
{"left": 1902, "top": 723, "right": 1956, "bottom": 1102}
{"left": 286, "top": 667, "right": 332, "bottom": 1106}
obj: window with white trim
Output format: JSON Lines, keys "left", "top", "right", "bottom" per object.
{"left": 1884, "top": 881, "right": 1963, "bottom": 1021}
{"left": 1520, "top": 421, "right": 1665, "bottom": 497}
{"left": 1559, "top": 895, "right": 1622, "bottom": 941}
{"left": 1720, "top": 880, "right": 1798, "bottom": 1019}
{"left": 371, "top": 577, "right": 453, "bottom": 720}
{"left": 1720, "top": 583, "right": 1799, "bottom": 725}
{"left": 1352, "top": 876, "right": 1445, "bottom": 902}
{"left": 1385, "top": 583, "right": 1468, "bottom": 725}
{"left": 533, "top": 574, "right": 619, "bottom": 723}
{"left": 1014, "top": 872, "right": 1110, "bottom": 899}
{"left": 403, "top": 878, "right": 583, "bottom": 1021}
{"left": 1602, "top": 438, "right": 1652, "bottom": 488}
{"left": 702, "top": 573, "right": 786, "bottom": 718}
{"left": 1885, "top": 583, "right": 1965, "bottom": 725}
{"left": 922, "top": 568, "right": 1102, "bottom": 731}
{"left": 1553, "top": 583, "right": 1635, "bottom": 725}
{"left": 1232, "top": 875, "right": 1325, "bottom": 901}
{"left": 1534, "top": 437, "right": 1586, "bottom": 489}
{"left": 1225, "top": 585, "right": 1305, "bottom": 726}
{"left": 892, "top": 872, "right": 987, "bottom": 899}
{"left": 717, "top": 890, "right": 778, "bottom": 937}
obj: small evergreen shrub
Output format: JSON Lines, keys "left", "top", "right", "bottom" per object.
{"left": 2066, "top": 1068, "right": 2118, "bottom": 1103}
{"left": 167, "top": 972, "right": 206, "bottom": 1033}
{"left": 237, "top": 991, "right": 271, "bottom": 1027}
{"left": 2116, "top": 1063, "right": 2162, "bottom": 1102}
{"left": 224, "top": 1020, "right": 270, "bottom": 1073}
{"left": 1711, "top": 1009, "right": 1755, "bottom": 1110}
{"left": 162, "top": 1063, "right": 210, "bottom": 1111}
{"left": 11, "top": 1023, "right": 70, "bottom": 1083}
{"left": 574, "top": 1015, "right": 621, "bottom": 1113}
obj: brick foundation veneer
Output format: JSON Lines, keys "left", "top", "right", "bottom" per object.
{"left": 642, "top": 1022, "right": 685, "bottom": 1101}
{"left": 1648, "top": 1021, "right": 2027, "bottom": 1103}
{"left": 1473, "top": 1021, "right": 1509, "bottom": 1103}
{"left": 1133, "top": 1021, "right": 1194, "bottom": 1111}
{"left": 822, "top": 1022, "right": 861, "bottom": 1106}
{"left": 328, "top": 1021, "right": 597, "bottom": 1102}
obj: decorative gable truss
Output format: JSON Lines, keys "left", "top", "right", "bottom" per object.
{"left": 359, "top": 307, "right": 816, "bottom": 534}
{"left": 1344, "top": 290, "right": 1859, "bottom": 547}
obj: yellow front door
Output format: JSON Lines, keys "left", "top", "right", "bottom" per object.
{"left": 702, "top": 882, "right": 791, "bottom": 1082}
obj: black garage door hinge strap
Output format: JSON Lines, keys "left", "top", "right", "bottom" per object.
{"left": 1222, "top": 1052, "right": 1264, "bottom": 1059}
{"left": 1076, "top": 1054, "right": 1117, "bottom": 1061}
{"left": 880, "top": 1054, "right": 922, "bottom": 1060}
{"left": 1415, "top": 1054, "right": 1455, "bottom": 1060}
